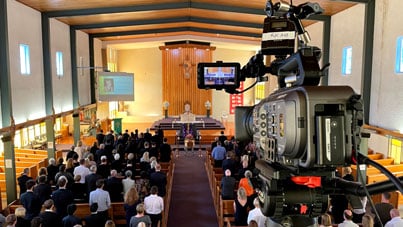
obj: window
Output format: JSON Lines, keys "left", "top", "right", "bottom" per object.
{"left": 389, "top": 138, "right": 402, "bottom": 164}
{"left": 341, "top": 46, "right": 352, "bottom": 75}
{"left": 56, "top": 51, "right": 64, "bottom": 77}
{"left": 19, "top": 44, "right": 31, "bottom": 75}
{"left": 395, "top": 36, "right": 403, "bottom": 73}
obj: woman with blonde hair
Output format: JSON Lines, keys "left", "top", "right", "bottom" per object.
{"left": 124, "top": 187, "right": 140, "bottom": 227}
{"left": 234, "top": 187, "right": 249, "bottom": 226}
{"left": 361, "top": 214, "right": 374, "bottom": 227}
{"left": 14, "top": 207, "right": 30, "bottom": 227}
{"left": 65, "top": 158, "right": 75, "bottom": 175}
{"left": 319, "top": 213, "right": 332, "bottom": 227}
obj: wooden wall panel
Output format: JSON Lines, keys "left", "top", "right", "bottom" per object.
{"left": 161, "top": 44, "right": 214, "bottom": 116}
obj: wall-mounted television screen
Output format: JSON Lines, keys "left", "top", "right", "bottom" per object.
{"left": 98, "top": 72, "right": 134, "bottom": 101}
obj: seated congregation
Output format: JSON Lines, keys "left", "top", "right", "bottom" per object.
{"left": 3, "top": 127, "right": 173, "bottom": 227}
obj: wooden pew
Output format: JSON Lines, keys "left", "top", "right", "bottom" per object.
{"left": 367, "top": 153, "right": 383, "bottom": 160}
{"left": 219, "top": 198, "right": 235, "bottom": 227}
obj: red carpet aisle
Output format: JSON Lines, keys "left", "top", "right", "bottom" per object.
{"left": 167, "top": 151, "right": 218, "bottom": 227}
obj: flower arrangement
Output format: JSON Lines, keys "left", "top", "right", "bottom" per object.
{"left": 185, "top": 133, "right": 194, "bottom": 140}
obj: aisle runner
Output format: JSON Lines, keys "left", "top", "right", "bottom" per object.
{"left": 167, "top": 153, "right": 218, "bottom": 227}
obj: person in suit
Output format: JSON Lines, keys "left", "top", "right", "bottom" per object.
{"left": 85, "top": 165, "right": 102, "bottom": 197}
{"left": 61, "top": 204, "right": 82, "bottom": 227}
{"left": 20, "top": 180, "right": 41, "bottom": 221}
{"left": 51, "top": 176, "right": 74, "bottom": 219}
{"left": 222, "top": 151, "right": 237, "bottom": 176}
{"left": 221, "top": 169, "right": 236, "bottom": 200}
{"left": 17, "top": 168, "right": 33, "bottom": 197}
{"left": 149, "top": 164, "right": 167, "bottom": 197}
{"left": 96, "top": 130, "right": 105, "bottom": 147}
{"left": 218, "top": 130, "right": 228, "bottom": 145}
{"left": 83, "top": 203, "right": 105, "bottom": 227}
{"left": 33, "top": 175, "right": 52, "bottom": 206}
{"left": 46, "top": 158, "right": 59, "bottom": 186}
{"left": 159, "top": 138, "right": 172, "bottom": 163}
{"left": 372, "top": 192, "right": 394, "bottom": 227}
{"left": 105, "top": 169, "right": 123, "bottom": 202}
{"left": 39, "top": 199, "right": 62, "bottom": 227}
{"left": 96, "top": 156, "right": 111, "bottom": 179}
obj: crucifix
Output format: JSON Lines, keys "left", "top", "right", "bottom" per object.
{"left": 179, "top": 55, "right": 196, "bottom": 79}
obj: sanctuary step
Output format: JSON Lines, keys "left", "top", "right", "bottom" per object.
{"left": 151, "top": 117, "right": 225, "bottom": 131}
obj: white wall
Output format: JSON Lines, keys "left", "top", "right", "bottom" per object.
{"left": 117, "top": 48, "right": 163, "bottom": 122}
{"left": 328, "top": 4, "right": 365, "bottom": 94}
{"left": 50, "top": 19, "right": 73, "bottom": 113}
{"left": 370, "top": 0, "right": 403, "bottom": 132}
{"left": 7, "top": 0, "right": 46, "bottom": 124}
{"left": 76, "top": 30, "right": 91, "bottom": 106}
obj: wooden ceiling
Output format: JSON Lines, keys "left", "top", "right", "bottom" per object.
{"left": 16, "top": 0, "right": 365, "bottom": 46}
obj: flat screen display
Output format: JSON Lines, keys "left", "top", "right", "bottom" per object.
{"left": 98, "top": 72, "right": 134, "bottom": 101}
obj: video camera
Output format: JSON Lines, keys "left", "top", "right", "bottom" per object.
{"left": 198, "top": 1, "right": 403, "bottom": 226}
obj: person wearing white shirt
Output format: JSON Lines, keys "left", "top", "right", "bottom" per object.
{"left": 144, "top": 186, "right": 164, "bottom": 227}
{"left": 247, "top": 198, "right": 267, "bottom": 227}
{"left": 73, "top": 158, "right": 90, "bottom": 184}
{"left": 385, "top": 208, "right": 403, "bottom": 227}
{"left": 338, "top": 209, "right": 359, "bottom": 227}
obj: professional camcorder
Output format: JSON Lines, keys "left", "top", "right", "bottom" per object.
{"left": 198, "top": 1, "right": 403, "bottom": 226}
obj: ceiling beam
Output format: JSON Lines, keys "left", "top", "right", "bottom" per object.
{"left": 90, "top": 27, "right": 261, "bottom": 39}
{"left": 72, "top": 17, "right": 263, "bottom": 30}
{"left": 45, "top": 2, "right": 189, "bottom": 17}
{"left": 45, "top": 2, "right": 264, "bottom": 18}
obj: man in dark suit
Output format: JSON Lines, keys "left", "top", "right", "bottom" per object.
{"left": 20, "top": 179, "right": 41, "bottom": 221}
{"left": 218, "top": 130, "right": 228, "bottom": 145}
{"left": 62, "top": 204, "right": 82, "bottom": 227}
{"left": 222, "top": 151, "right": 237, "bottom": 177}
{"left": 85, "top": 165, "right": 102, "bottom": 199}
{"left": 33, "top": 175, "right": 52, "bottom": 205}
{"left": 96, "top": 129, "right": 105, "bottom": 146}
{"left": 159, "top": 137, "right": 172, "bottom": 162}
{"left": 84, "top": 203, "right": 106, "bottom": 227}
{"left": 150, "top": 164, "right": 167, "bottom": 197}
{"left": 103, "top": 130, "right": 115, "bottom": 146}
{"left": 39, "top": 199, "right": 62, "bottom": 227}
{"left": 17, "top": 168, "right": 33, "bottom": 196}
{"left": 105, "top": 169, "right": 123, "bottom": 202}
{"left": 51, "top": 176, "right": 74, "bottom": 219}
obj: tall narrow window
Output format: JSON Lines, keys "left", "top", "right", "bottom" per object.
{"left": 395, "top": 36, "right": 403, "bottom": 73}
{"left": 341, "top": 46, "right": 352, "bottom": 75}
{"left": 19, "top": 44, "right": 31, "bottom": 75}
{"left": 56, "top": 51, "right": 64, "bottom": 77}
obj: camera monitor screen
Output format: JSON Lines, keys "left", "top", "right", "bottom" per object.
{"left": 197, "top": 62, "right": 240, "bottom": 89}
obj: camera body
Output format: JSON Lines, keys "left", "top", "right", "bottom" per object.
{"left": 197, "top": 1, "right": 363, "bottom": 225}
{"left": 236, "top": 85, "right": 354, "bottom": 169}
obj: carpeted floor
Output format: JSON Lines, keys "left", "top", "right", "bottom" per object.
{"left": 168, "top": 151, "right": 218, "bottom": 227}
